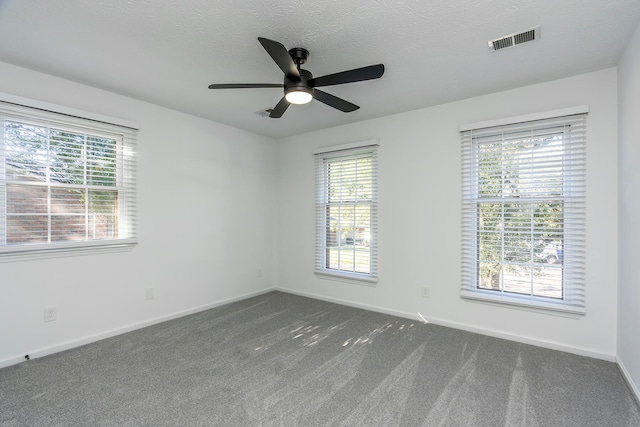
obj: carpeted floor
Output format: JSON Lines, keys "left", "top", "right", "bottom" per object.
{"left": 1, "top": 291, "right": 639, "bottom": 426}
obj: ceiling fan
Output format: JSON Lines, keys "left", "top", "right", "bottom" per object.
{"left": 208, "top": 37, "right": 385, "bottom": 118}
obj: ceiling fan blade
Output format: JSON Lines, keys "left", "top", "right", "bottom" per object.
{"left": 208, "top": 83, "right": 283, "bottom": 89}
{"left": 258, "top": 37, "right": 301, "bottom": 81}
{"left": 269, "top": 97, "right": 290, "bottom": 118}
{"left": 311, "top": 64, "right": 385, "bottom": 88}
{"left": 313, "top": 89, "right": 359, "bottom": 112}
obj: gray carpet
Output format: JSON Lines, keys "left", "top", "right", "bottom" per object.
{"left": 1, "top": 291, "right": 639, "bottom": 426}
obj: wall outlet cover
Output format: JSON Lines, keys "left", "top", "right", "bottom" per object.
{"left": 44, "top": 306, "right": 57, "bottom": 322}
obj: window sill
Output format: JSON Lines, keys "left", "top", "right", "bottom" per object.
{"left": 460, "top": 289, "right": 585, "bottom": 317}
{"left": 315, "top": 269, "right": 377, "bottom": 286}
{"left": 0, "top": 239, "right": 137, "bottom": 263}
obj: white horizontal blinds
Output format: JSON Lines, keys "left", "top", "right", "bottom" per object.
{"left": 315, "top": 145, "right": 378, "bottom": 280}
{"left": 461, "top": 113, "right": 587, "bottom": 313}
{"left": 0, "top": 101, "right": 137, "bottom": 252}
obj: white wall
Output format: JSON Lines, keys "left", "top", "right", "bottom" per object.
{"left": 618, "top": 21, "right": 640, "bottom": 399}
{"left": 0, "top": 59, "right": 624, "bottom": 367}
{"left": 0, "top": 62, "right": 277, "bottom": 366}
{"left": 277, "top": 69, "right": 619, "bottom": 360}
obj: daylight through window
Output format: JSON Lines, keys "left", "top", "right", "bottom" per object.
{"left": 0, "top": 100, "right": 137, "bottom": 260}
{"left": 461, "top": 111, "right": 587, "bottom": 313}
{"left": 315, "top": 143, "right": 378, "bottom": 282}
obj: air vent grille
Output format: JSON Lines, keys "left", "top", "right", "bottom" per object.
{"left": 492, "top": 37, "right": 513, "bottom": 51}
{"left": 514, "top": 29, "right": 536, "bottom": 45}
{"left": 254, "top": 108, "right": 273, "bottom": 118}
{"left": 489, "top": 26, "right": 540, "bottom": 52}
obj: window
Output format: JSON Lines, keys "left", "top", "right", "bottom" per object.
{"left": 0, "top": 98, "right": 137, "bottom": 261}
{"left": 461, "top": 109, "right": 587, "bottom": 313}
{"left": 315, "top": 142, "right": 378, "bottom": 282}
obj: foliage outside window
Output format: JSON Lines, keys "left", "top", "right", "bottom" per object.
{"left": 315, "top": 144, "right": 378, "bottom": 282}
{"left": 461, "top": 112, "right": 587, "bottom": 313}
{"left": 0, "top": 101, "right": 137, "bottom": 260}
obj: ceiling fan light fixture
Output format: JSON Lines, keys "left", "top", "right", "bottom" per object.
{"left": 208, "top": 38, "right": 385, "bottom": 118}
{"left": 285, "top": 87, "right": 313, "bottom": 104}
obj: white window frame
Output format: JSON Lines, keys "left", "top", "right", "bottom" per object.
{"left": 460, "top": 107, "right": 588, "bottom": 314}
{"left": 314, "top": 141, "right": 378, "bottom": 283}
{"left": 0, "top": 93, "right": 138, "bottom": 262}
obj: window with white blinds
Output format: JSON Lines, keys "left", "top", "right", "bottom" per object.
{"left": 315, "top": 143, "right": 378, "bottom": 282}
{"left": 0, "top": 99, "right": 137, "bottom": 261}
{"left": 461, "top": 110, "right": 587, "bottom": 313}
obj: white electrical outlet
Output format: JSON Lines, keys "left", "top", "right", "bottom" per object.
{"left": 145, "top": 288, "right": 155, "bottom": 300}
{"left": 44, "top": 306, "right": 57, "bottom": 322}
{"left": 421, "top": 287, "right": 430, "bottom": 298}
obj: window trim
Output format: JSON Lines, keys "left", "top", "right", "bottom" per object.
{"left": 314, "top": 141, "right": 379, "bottom": 283}
{"left": 0, "top": 92, "right": 138, "bottom": 130}
{"left": 460, "top": 108, "right": 588, "bottom": 314}
{"left": 0, "top": 239, "right": 137, "bottom": 263}
{"left": 0, "top": 93, "right": 138, "bottom": 262}
{"left": 459, "top": 105, "right": 589, "bottom": 133}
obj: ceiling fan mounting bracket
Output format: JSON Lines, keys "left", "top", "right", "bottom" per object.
{"left": 288, "top": 47, "right": 309, "bottom": 66}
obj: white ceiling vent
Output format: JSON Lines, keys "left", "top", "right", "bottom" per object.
{"left": 254, "top": 108, "right": 273, "bottom": 118}
{"left": 488, "top": 26, "right": 540, "bottom": 52}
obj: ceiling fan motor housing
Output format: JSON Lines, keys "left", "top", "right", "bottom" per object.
{"left": 285, "top": 68, "right": 313, "bottom": 95}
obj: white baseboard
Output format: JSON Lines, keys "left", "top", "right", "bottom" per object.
{"left": 0, "top": 355, "right": 29, "bottom": 369}
{"left": 0, "top": 287, "right": 277, "bottom": 370}
{"left": 617, "top": 357, "right": 640, "bottom": 405}
{"left": 1, "top": 286, "right": 618, "bottom": 370}
{"left": 276, "top": 287, "right": 616, "bottom": 362}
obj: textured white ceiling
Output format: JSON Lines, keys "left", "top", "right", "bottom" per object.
{"left": 0, "top": 0, "right": 639, "bottom": 138}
